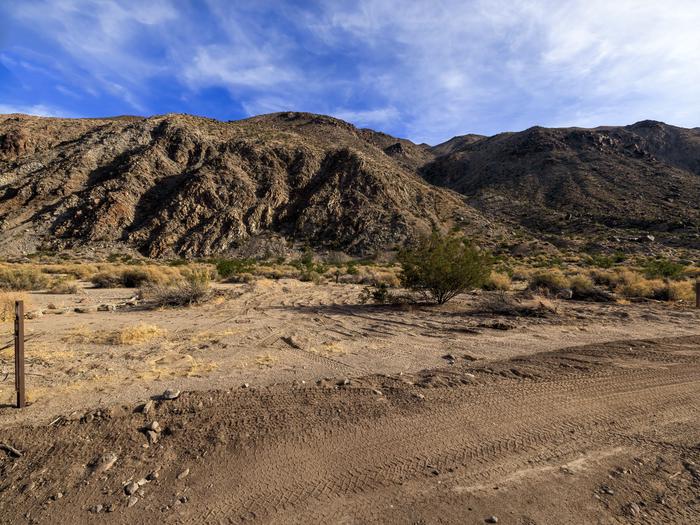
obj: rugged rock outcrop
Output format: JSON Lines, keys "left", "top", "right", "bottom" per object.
{"left": 0, "top": 112, "right": 490, "bottom": 257}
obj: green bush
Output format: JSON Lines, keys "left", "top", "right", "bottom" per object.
{"left": 643, "top": 259, "right": 685, "bottom": 279}
{"left": 397, "top": 231, "right": 492, "bottom": 305}
{"left": 215, "top": 258, "right": 255, "bottom": 279}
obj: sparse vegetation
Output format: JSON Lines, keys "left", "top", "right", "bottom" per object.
{"left": 0, "top": 266, "right": 50, "bottom": 291}
{"left": 398, "top": 231, "right": 492, "bottom": 305}
{"left": 139, "top": 271, "right": 212, "bottom": 307}
{"left": 643, "top": 259, "right": 685, "bottom": 279}
{"left": 46, "top": 277, "right": 79, "bottom": 294}
{"left": 479, "top": 291, "right": 557, "bottom": 317}
{"left": 484, "top": 271, "right": 512, "bottom": 291}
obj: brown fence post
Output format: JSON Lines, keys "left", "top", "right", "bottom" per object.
{"left": 696, "top": 281, "right": 700, "bottom": 309}
{"left": 14, "top": 300, "right": 25, "bottom": 408}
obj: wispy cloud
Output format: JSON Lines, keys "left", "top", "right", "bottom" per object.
{"left": 1, "top": 0, "right": 699, "bottom": 143}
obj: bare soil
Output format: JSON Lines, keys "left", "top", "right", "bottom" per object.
{"left": 1, "top": 282, "right": 699, "bottom": 523}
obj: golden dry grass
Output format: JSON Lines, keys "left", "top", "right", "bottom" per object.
{"left": 63, "top": 323, "right": 167, "bottom": 345}
{"left": 485, "top": 271, "right": 512, "bottom": 291}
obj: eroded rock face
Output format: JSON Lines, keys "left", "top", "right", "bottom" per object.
{"left": 0, "top": 112, "right": 488, "bottom": 257}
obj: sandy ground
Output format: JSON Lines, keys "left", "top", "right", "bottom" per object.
{"left": 1, "top": 279, "right": 699, "bottom": 427}
{"left": 1, "top": 281, "right": 700, "bottom": 524}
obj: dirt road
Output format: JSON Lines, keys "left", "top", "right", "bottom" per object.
{"left": 2, "top": 335, "right": 699, "bottom": 524}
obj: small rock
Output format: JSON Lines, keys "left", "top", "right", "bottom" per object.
{"left": 241, "top": 383, "right": 250, "bottom": 389}
{"left": 141, "top": 400, "right": 154, "bottom": 414}
{"left": 53, "top": 492, "right": 63, "bottom": 500}
{"left": 97, "top": 304, "right": 116, "bottom": 312}
{"left": 92, "top": 452, "right": 117, "bottom": 474}
{"left": 0, "top": 443, "right": 23, "bottom": 458}
{"left": 340, "top": 378, "right": 351, "bottom": 386}
{"left": 74, "top": 306, "right": 97, "bottom": 313}
{"left": 144, "top": 421, "right": 160, "bottom": 433}
{"left": 485, "top": 516, "right": 499, "bottom": 524}
{"left": 442, "top": 354, "right": 456, "bottom": 361}
{"left": 146, "top": 471, "right": 159, "bottom": 481}
{"left": 601, "top": 485, "right": 615, "bottom": 495}
{"left": 176, "top": 468, "right": 190, "bottom": 480}
{"left": 136, "top": 478, "right": 149, "bottom": 487}
{"left": 127, "top": 496, "right": 139, "bottom": 508}
{"left": 46, "top": 303, "right": 57, "bottom": 310}
{"left": 627, "top": 503, "right": 641, "bottom": 516}
{"left": 372, "top": 389, "right": 383, "bottom": 395}
{"left": 124, "top": 482, "right": 139, "bottom": 496}
{"left": 162, "top": 389, "right": 180, "bottom": 400}
{"left": 413, "top": 393, "right": 425, "bottom": 400}
{"left": 89, "top": 504, "right": 103, "bottom": 514}
{"left": 146, "top": 430, "right": 159, "bottom": 444}
{"left": 26, "top": 310, "right": 44, "bottom": 320}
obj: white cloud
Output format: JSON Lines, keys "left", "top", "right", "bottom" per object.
{"left": 332, "top": 107, "right": 400, "bottom": 128}
{"left": 0, "top": 104, "right": 73, "bottom": 117}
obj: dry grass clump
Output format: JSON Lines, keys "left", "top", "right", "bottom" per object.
{"left": 666, "top": 281, "right": 695, "bottom": 302}
{"left": 46, "top": 277, "right": 79, "bottom": 294}
{"left": 108, "top": 323, "right": 167, "bottom": 345}
{"left": 614, "top": 270, "right": 665, "bottom": 299}
{"left": 0, "top": 265, "right": 50, "bottom": 291}
{"left": 139, "top": 272, "right": 212, "bottom": 307}
{"left": 479, "top": 291, "right": 557, "bottom": 317}
{"left": 484, "top": 271, "right": 512, "bottom": 291}
{"left": 40, "top": 263, "right": 99, "bottom": 280}
{"left": 91, "top": 265, "right": 182, "bottom": 288}
{"left": 528, "top": 268, "right": 570, "bottom": 295}
{"left": 0, "top": 292, "right": 31, "bottom": 323}
{"left": 64, "top": 323, "right": 167, "bottom": 345}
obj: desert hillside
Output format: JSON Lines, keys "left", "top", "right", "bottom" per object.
{"left": 424, "top": 120, "right": 700, "bottom": 250}
{"left": 1, "top": 112, "right": 700, "bottom": 258}
{"left": 0, "top": 112, "right": 498, "bottom": 258}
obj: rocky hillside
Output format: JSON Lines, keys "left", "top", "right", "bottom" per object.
{"left": 0, "top": 112, "right": 497, "bottom": 258}
{"left": 423, "top": 121, "right": 700, "bottom": 250}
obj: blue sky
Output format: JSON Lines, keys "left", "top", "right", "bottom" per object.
{"left": 1, "top": 0, "right": 699, "bottom": 144}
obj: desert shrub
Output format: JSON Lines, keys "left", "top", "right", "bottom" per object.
{"left": 528, "top": 268, "right": 570, "bottom": 295}
{"left": 666, "top": 281, "right": 695, "bottom": 302}
{"left": 484, "top": 271, "right": 512, "bottom": 291}
{"left": 120, "top": 268, "right": 152, "bottom": 288}
{"left": 346, "top": 261, "right": 359, "bottom": 275}
{"left": 215, "top": 258, "right": 255, "bottom": 280}
{"left": 139, "top": 271, "right": 211, "bottom": 307}
{"left": 643, "top": 259, "right": 685, "bottom": 279}
{"left": 107, "top": 324, "right": 166, "bottom": 345}
{"left": 40, "top": 263, "right": 98, "bottom": 280}
{"left": 359, "top": 283, "right": 391, "bottom": 304}
{"left": 615, "top": 271, "right": 665, "bottom": 299}
{"left": 479, "top": 291, "right": 557, "bottom": 317}
{"left": 46, "top": 278, "right": 79, "bottom": 294}
{"left": 90, "top": 265, "right": 179, "bottom": 288}
{"left": 569, "top": 274, "right": 594, "bottom": 295}
{"left": 398, "top": 231, "right": 492, "bottom": 305}
{"left": 90, "top": 271, "right": 122, "bottom": 288}
{"left": 0, "top": 266, "right": 51, "bottom": 291}
{"left": 299, "top": 270, "right": 323, "bottom": 285}
{"left": 0, "top": 292, "right": 31, "bottom": 323}
{"left": 589, "top": 269, "right": 621, "bottom": 287}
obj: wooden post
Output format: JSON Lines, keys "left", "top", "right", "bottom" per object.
{"left": 14, "top": 300, "right": 25, "bottom": 408}
{"left": 696, "top": 281, "right": 700, "bottom": 309}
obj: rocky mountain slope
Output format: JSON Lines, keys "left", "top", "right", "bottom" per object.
{"left": 423, "top": 121, "right": 700, "bottom": 250}
{"left": 0, "top": 112, "right": 496, "bottom": 258}
{"left": 1, "top": 112, "right": 699, "bottom": 258}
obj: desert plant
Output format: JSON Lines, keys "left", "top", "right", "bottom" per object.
{"left": 479, "top": 291, "right": 557, "bottom": 317}
{"left": 643, "top": 259, "right": 685, "bottom": 279}
{"left": 484, "top": 271, "right": 512, "bottom": 291}
{"left": 140, "top": 271, "right": 211, "bottom": 307}
{"left": 528, "top": 268, "right": 570, "bottom": 296}
{"left": 398, "top": 231, "right": 492, "bottom": 305}
{"left": 0, "top": 266, "right": 50, "bottom": 291}
{"left": 46, "top": 277, "right": 79, "bottom": 294}
{"left": 359, "top": 283, "right": 391, "bottom": 304}
{"left": 0, "top": 292, "right": 31, "bottom": 323}
{"left": 215, "top": 258, "right": 255, "bottom": 280}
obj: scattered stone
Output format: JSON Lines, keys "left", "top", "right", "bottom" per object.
{"left": 91, "top": 452, "right": 117, "bottom": 474}
{"left": 0, "top": 443, "right": 23, "bottom": 458}
{"left": 127, "top": 496, "right": 139, "bottom": 508}
{"left": 372, "top": 389, "right": 383, "bottom": 395}
{"left": 89, "top": 504, "right": 103, "bottom": 514}
{"left": 627, "top": 503, "right": 641, "bottom": 516}
{"left": 485, "top": 516, "right": 499, "bottom": 523}
{"left": 136, "top": 478, "right": 149, "bottom": 487}
{"left": 146, "top": 471, "right": 159, "bottom": 481}
{"left": 340, "top": 378, "right": 351, "bottom": 386}
{"left": 124, "top": 482, "right": 139, "bottom": 496}
{"left": 442, "top": 354, "right": 456, "bottom": 361}
{"left": 413, "top": 393, "right": 425, "bottom": 400}
{"left": 162, "top": 389, "right": 180, "bottom": 400}
{"left": 144, "top": 421, "right": 161, "bottom": 433}
{"left": 177, "top": 468, "right": 190, "bottom": 480}
{"left": 141, "top": 400, "right": 154, "bottom": 414}
{"left": 601, "top": 485, "right": 615, "bottom": 495}
{"left": 97, "top": 304, "right": 116, "bottom": 312}
{"left": 26, "top": 310, "right": 43, "bottom": 320}
{"left": 74, "top": 306, "right": 97, "bottom": 313}
{"left": 53, "top": 492, "right": 63, "bottom": 500}
{"left": 46, "top": 303, "right": 57, "bottom": 310}
{"left": 241, "top": 383, "right": 250, "bottom": 389}
{"left": 146, "top": 430, "right": 159, "bottom": 445}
